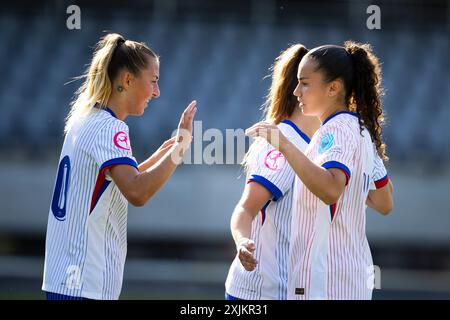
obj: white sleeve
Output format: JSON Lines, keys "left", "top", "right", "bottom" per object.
{"left": 91, "top": 120, "right": 138, "bottom": 173}
{"left": 246, "top": 138, "right": 295, "bottom": 201}
{"left": 317, "top": 122, "right": 357, "bottom": 185}
{"left": 370, "top": 150, "right": 389, "bottom": 190}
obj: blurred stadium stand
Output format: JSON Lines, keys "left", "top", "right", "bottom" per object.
{"left": 0, "top": 0, "right": 449, "bottom": 299}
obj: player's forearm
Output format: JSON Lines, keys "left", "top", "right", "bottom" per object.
{"left": 280, "top": 140, "right": 343, "bottom": 205}
{"left": 367, "top": 181, "right": 394, "bottom": 215}
{"left": 230, "top": 207, "right": 256, "bottom": 248}
{"left": 138, "top": 147, "right": 171, "bottom": 172}
{"left": 132, "top": 143, "right": 186, "bottom": 205}
{"left": 138, "top": 156, "right": 158, "bottom": 172}
{"left": 366, "top": 196, "right": 393, "bottom": 215}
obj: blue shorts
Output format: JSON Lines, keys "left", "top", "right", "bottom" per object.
{"left": 225, "top": 292, "right": 243, "bottom": 300}
{"left": 45, "top": 291, "right": 90, "bottom": 300}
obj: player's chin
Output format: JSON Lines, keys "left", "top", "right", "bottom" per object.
{"left": 134, "top": 104, "right": 148, "bottom": 116}
{"left": 300, "top": 104, "right": 315, "bottom": 116}
{"left": 300, "top": 105, "right": 310, "bottom": 115}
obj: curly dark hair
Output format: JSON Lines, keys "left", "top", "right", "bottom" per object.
{"left": 307, "top": 41, "right": 387, "bottom": 160}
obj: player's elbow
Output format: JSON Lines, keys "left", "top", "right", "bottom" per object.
{"left": 320, "top": 189, "right": 341, "bottom": 206}
{"left": 370, "top": 192, "right": 394, "bottom": 216}
{"left": 130, "top": 197, "right": 146, "bottom": 207}
{"left": 126, "top": 190, "right": 148, "bottom": 207}
{"left": 379, "top": 200, "right": 394, "bottom": 216}
{"left": 317, "top": 179, "right": 344, "bottom": 205}
{"left": 322, "top": 196, "right": 339, "bottom": 206}
{"left": 128, "top": 195, "right": 146, "bottom": 207}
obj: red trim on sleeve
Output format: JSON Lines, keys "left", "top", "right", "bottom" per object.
{"left": 89, "top": 165, "right": 114, "bottom": 214}
{"left": 375, "top": 176, "right": 389, "bottom": 189}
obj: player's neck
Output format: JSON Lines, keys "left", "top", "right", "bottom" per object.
{"left": 319, "top": 102, "right": 347, "bottom": 123}
{"left": 287, "top": 107, "right": 320, "bottom": 138}
{"left": 106, "top": 94, "right": 128, "bottom": 121}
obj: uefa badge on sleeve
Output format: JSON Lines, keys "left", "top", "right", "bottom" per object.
{"left": 264, "top": 149, "right": 286, "bottom": 171}
{"left": 114, "top": 131, "right": 131, "bottom": 151}
{"left": 319, "top": 132, "right": 334, "bottom": 154}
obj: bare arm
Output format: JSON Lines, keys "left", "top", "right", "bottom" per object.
{"left": 138, "top": 137, "right": 176, "bottom": 172}
{"left": 230, "top": 181, "right": 272, "bottom": 271}
{"left": 109, "top": 101, "right": 197, "bottom": 206}
{"left": 367, "top": 180, "right": 394, "bottom": 215}
{"left": 246, "top": 122, "right": 346, "bottom": 205}
{"left": 109, "top": 142, "right": 185, "bottom": 206}
{"left": 280, "top": 140, "right": 347, "bottom": 205}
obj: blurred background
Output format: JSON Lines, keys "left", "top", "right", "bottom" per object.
{"left": 0, "top": 0, "right": 449, "bottom": 300}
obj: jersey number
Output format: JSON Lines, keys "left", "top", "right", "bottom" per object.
{"left": 51, "top": 155, "right": 71, "bottom": 221}
{"left": 363, "top": 173, "right": 370, "bottom": 193}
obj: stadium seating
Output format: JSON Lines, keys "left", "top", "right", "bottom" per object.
{"left": 0, "top": 12, "right": 448, "bottom": 162}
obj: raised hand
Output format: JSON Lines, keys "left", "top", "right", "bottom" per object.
{"left": 176, "top": 100, "right": 197, "bottom": 148}
{"left": 245, "top": 121, "right": 287, "bottom": 151}
{"left": 154, "top": 136, "right": 177, "bottom": 158}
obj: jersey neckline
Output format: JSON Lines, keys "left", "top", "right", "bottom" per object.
{"left": 104, "top": 107, "right": 117, "bottom": 119}
{"left": 322, "top": 111, "right": 358, "bottom": 126}
{"left": 280, "top": 119, "right": 311, "bottom": 144}
{"left": 94, "top": 103, "right": 118, "bottom": 119}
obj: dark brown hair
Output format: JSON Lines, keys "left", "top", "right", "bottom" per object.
{"left": 306, "top": 41, "right": 387, "bottom": 160}
{"left": 263, "top": 44, "right": 309, "bottom": 123}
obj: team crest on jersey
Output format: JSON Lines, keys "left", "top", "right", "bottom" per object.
{"left": 319, "top": 132, "right": 334, "bottom": 154}
{"left": 264, "top": 149, "right": 286, "bottom": 171}
{"left": 114, "top": 131, "right": 131, "bottom": 151}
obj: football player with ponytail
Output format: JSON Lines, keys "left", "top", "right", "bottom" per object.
{"left": 42, "top": 33, "right": 197, "bottom": 300}
{"left": 246, "top": 41, "right": 393, "bottom": 299}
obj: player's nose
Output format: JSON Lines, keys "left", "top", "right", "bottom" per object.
{"left": 293, "top": 83, "right": 301, "bottom": 97}
{"left": 153, "top": 83, "right": 160, "bottom": 98}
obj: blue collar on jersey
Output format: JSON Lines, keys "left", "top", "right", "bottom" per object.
{"left": 322, "top": 111, "right": 358, "bottom": 126}
{"left": 93, "top": 103, "right": 118, "bottom": 119}
{"left": 280, "top": 119, "right": 311, "bottom": 144}
{"left": 104, "top": 107, "right": 118, "bottom": 119}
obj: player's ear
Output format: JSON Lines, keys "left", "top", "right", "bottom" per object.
{"left": 327, "top": 79, "right": 343, "bottom": 98}
{"left": 123, "top": 71, "right": 134, "bottom": 90}
{"left": 116, "top": 70, "right": 133, "bottom": 91}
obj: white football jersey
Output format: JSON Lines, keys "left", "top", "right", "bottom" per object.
{"left": 226, "top": 120, "right": 310, "bottom": 300}
{"left": 288, "top": 111, "right": 384, "bottom": 300}
{"left": 371, "top": 146, "right": 389, "bottom": 190}
{"left": 42, "top": 107, "right": 137, "bottom": 300}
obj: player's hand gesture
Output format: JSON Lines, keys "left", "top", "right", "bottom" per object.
{"left": 153, "top": 136, "right": 177, "bottom": 159}
{"left": 237, "top": 238, "right": 258, "bottom": 271}
{"left": 245, "top": 121, "right": 287, "bottom": 151}
{"left": 176, "top": 100, "right": 197, "bottom": 149}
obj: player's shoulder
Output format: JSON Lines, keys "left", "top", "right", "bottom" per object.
{"left": 278, "top": 120, "right": 311, "bottom": 146}
{"left": 323, "top": 111, "right": 358, "bottom": 128}
{"left": 320, "top": 111, "right": 359, "bottom": 139}
{"left": 92, "top": 109, "right": 129, "bottom": 132}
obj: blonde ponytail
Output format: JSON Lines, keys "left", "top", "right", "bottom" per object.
{"left": 65, "top": 33, "right": 157, "bottom": 133}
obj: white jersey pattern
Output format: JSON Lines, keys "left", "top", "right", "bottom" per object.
{"left": 226, "top": 120, "right": 310, "bottom": 300}
{"left": 288, "top": 111, "right": 387, "bottom": 300}
{"left": 42, "top": 107, "right": 137, "bottom": 300}
{"left": 371, "top": 146, "right": 389, "bottom": 190}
